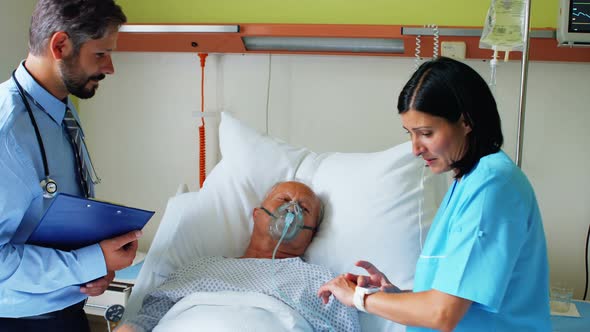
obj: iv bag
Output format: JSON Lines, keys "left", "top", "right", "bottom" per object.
{"left": 480, "top": 0, "right": 527, "bottom": 52}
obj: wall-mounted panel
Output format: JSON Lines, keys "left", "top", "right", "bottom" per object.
{"left": 116, "top": 24, "right": 590, "bottom": 63}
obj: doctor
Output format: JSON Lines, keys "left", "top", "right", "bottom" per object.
{"left": 317, "top": 57, "right": 551, "bottom": 331}
{"left": 0, "top": 1, "right": 141, "bottom": 331}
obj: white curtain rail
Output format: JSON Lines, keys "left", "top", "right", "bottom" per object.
{"left": 120, "top": 25, "right": 239, "bottom": 33}
{"left": 402, "top": 27, "right": 553, "bottom": 39}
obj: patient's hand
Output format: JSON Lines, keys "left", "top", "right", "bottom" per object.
{"left": 317, "top": 274, "right": 357, "bottom": 306}
{"left": 347, "top": 260, "right": 399, "bottom": 293}
{"left": 81, "top": 270, "right": 115, "bottom": 296}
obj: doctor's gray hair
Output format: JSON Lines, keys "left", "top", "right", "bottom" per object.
{"left": 29, "top": 0, "right": 127, "bottom": 56}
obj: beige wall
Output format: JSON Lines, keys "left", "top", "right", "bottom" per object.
{"left": 0, "top": 1, "right": 35, "bottom": 79}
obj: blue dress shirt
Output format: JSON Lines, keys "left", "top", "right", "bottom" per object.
{"left": 0, "top": 62, "right": 106, "bottom": 317}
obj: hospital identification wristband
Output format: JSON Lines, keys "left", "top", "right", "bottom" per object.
{"left": 353, "top": 286, "right": 380, "bottom": 312}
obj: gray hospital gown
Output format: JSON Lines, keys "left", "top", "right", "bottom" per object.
{"left": 125, "top": 256, "right": 360, "bottom": 332}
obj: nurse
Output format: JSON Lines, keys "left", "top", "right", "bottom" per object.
{"left": 317, "top": 57, "right": 551, "bottom": 331}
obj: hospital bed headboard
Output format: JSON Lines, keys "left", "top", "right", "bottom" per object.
{"left": 125, "top": 112, "right": 449, "bottom": 331}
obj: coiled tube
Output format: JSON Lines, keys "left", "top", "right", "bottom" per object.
{"left": 430, "top": 24, "right": 439, "bottom": 59}
{"left": 414, "top": 34, "right": 422, "bottom": 70}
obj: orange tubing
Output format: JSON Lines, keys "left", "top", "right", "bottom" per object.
{"left": 198, "top": 53, "right": 208, "bottom": 188}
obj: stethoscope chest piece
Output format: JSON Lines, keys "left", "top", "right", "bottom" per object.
{"left": 40, "top": 178, "right": 57, "bottom": 198}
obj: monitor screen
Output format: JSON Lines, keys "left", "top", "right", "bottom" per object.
{"left": 558, "top": 0, "right": 590, "bottom": 44}
{"left": 569, "top": 1, "right": 590, "bottom": 33}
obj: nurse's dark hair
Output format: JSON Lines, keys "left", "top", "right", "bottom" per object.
{"left": 29, "top": 0, "right": 127, "bottom": 56}
{"left": 397, "top": 57, "right": 503, "bottom": 178}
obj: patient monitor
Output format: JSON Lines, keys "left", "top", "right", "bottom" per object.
{"left": 558, "top": 0, "right": 590, "bottom": 45}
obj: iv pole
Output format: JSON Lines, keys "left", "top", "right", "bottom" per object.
{"left": 515, "top": 0, "right": 532, "bottom": 168}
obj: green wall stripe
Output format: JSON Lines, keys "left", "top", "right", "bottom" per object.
{"left": 116, "top": 0, "right": 557, "bottom": 28}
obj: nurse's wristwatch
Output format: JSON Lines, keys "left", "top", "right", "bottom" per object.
{"left": 353, "top": 286, "right": 380, "bottom": 312}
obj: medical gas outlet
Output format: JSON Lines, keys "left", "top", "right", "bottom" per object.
{"left": 441, "top": 41, "right": 466, "bottom": 60}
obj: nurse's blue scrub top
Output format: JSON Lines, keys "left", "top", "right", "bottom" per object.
{"left": 409, "top": 151, "right": 551, "bottom": 331}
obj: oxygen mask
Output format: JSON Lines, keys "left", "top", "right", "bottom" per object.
{"left": 260, "top": 201, "right": 316, "bottom": 242}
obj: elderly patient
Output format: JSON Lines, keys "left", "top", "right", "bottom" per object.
{"left": 117, "top": 181, "right": 359, "bottom": 332}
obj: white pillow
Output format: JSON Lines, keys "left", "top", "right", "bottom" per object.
{"left": 125, "top": 112, "right": 448, "bottom": 331}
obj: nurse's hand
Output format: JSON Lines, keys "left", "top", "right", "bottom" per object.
{"left": 81, "top": 270, "right": 115, "bottom": 296}
{"left": 346, "top": 260, "right": 400, "bottom": 293}
{"left": 317, "top": 274, "right": 357, "bottom": 307}
{"left": 100, "top": 230, "right": 143, "bottom": 271}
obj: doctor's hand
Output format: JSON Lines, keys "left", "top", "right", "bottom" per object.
{"left": 81, "top": 270, "right": 115, "bottom": 296}
{"left": 347, "top": 260, "right": 399, "bottom": 293}
{"left": 100, "top": 230, "right": 142, "bottom": 271}
{"left": 317, "top": 274, "right": 357, "bottom": 307}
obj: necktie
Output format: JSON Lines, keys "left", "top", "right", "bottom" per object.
{"left": 63, "top": 108, "right": 91, "bottom": 198}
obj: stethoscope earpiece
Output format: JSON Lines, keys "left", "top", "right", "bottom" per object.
{"left": 40, "top": 178, "right": 58, "bottom": 199}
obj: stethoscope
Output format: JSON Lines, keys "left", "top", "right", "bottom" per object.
{"left": 12, "top": 71, "right": 101, "bottom": 199}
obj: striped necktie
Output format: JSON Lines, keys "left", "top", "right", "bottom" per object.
{"left": 63, "top": 108, "right": 91, "bottom": 198}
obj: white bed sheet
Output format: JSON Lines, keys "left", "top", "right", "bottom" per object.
{"left": 153, "top": 291, "right": 313, "bottom": 332}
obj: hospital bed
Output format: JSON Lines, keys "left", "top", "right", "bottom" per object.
{"left": 84, "top": 252, "right": 146, "bottom": 331}
{"left": 122, "top": 112, "right": 449, "bottom": 331}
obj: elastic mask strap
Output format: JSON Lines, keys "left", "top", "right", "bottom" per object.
{"left": 260, "top": 206, "right": 277, "bottom": 218}
{"left": 301, "top": 225, "right": 317, "bottom": 232}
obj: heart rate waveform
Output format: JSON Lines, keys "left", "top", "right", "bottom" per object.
{"left": 573, "top": 11, "right": 590, "bottom": 20}
{"left": 571, "top": 2, "right": 590, "bottom": 32}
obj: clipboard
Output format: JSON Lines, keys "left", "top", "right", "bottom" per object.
{"left": 26, "top": 193, "right": 155, "bottom": 251}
